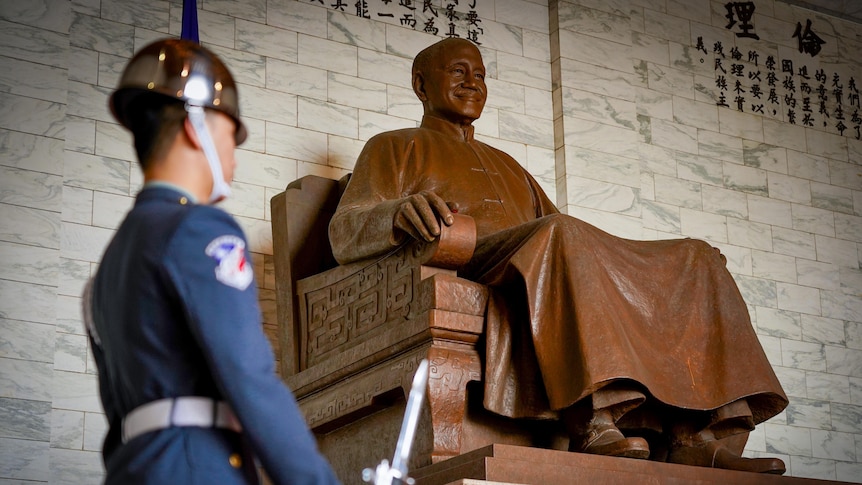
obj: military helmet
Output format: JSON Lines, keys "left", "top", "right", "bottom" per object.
{"left": 109, "top": 38, "right": 247, "bottom": 145}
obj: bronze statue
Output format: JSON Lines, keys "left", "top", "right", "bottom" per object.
{"left": 329, "top": 38, "right": 788, "bottom": 474}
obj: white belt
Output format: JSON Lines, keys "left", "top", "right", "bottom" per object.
{"left": 122, "top": 397, "right": 242, "bottom": 443}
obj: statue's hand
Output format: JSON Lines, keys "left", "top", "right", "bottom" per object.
{"left": 393, "top": 190, "right": 455, "bottom": 243}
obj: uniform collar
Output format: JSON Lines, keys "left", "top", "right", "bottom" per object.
{"left": 420, "top": 115, "right": 475, "bottom": 142}
{"left": 138, "top": 182, "right": 198, "bottom": 206}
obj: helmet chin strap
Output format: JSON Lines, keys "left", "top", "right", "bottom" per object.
{"left": 186, "top": 104, "right": 231, "bottom": 203}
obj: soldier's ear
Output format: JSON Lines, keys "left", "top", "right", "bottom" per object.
{"left": 183, "top": 116, "right": 203, "bottom": 150}
{"left": 413, "top": 72, "right": 428, "bottom": 102}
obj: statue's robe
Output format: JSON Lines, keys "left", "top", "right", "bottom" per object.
{"left": 329, "top": 115, "right": 788, "bottom": 425}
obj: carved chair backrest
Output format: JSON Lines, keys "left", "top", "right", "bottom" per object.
{"left": 271, "top": 174, "right": 351, "bottom": 377}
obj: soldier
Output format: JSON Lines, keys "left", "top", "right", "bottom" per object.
{"left": 83, "top": 38, "right": 340, "bottom": 484}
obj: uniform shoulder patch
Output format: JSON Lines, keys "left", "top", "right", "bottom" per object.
{"left": 205, "top": 235, "right": 254, "bottom": 290}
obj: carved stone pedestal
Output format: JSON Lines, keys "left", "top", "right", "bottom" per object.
{"left": 413, "top": 444, "right": 848, "bottom": 485}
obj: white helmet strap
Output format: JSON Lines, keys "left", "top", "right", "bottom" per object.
{"left": 186, "top": 104, "right": 231, "bottom": 203}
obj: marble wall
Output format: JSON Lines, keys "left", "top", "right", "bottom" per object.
{"left": 0, "top": 0, "right": 859, "bottom": 483}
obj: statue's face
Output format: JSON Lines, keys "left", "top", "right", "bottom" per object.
{"left": 421, "top": 42, "right": 486, "bottom": 124}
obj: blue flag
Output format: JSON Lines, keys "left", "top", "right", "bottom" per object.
{"left": 181, "top": 0, "right": 200, "bottom": 43}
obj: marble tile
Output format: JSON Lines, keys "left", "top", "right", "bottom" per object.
{"left": 717, "top": 108, "right": 763, "bottom": 142}
{"left": 791, "top": 204, "right": 834, "bottom": 237}
{"left": 836, "top": 213, "right": 862, "bottom": 242}
{"left": 672, "top": 96, "right": 719, "bottom": 132}
{"left": 60, "top": 222, "right": 114, "bottom": 263}
{"left": 772, "top": 226, "right": 816, "bottom": 259}
{"left": 719, "top": 243, "right": 752, "bottom": 275}
{"left": 743, "top": 140, "right": 788, "bottom": 174}
{"left": 206, "top": 0, "right": 265, "bottom": 23}
{"left": 697, "top": 129, "right": 742, "bottom": 164}
{"left": 49, "top": 448, "right": 104, "bottom": 485}
{"left": 827, "top": 346, "right": 862, "bottom": 378}
{"left": 763, "top": 117, "right": 807, "bottom": 153}
{"left": 523, "top": 30, "right": 550, "bottom": 62}
{"left": 650, "top": 117, "right": 699, "bottom": 154}
{"left": 0, "top": 57, "right": 67, "bottom": 105}
{"left": 815, "top": 234, "right": 858, "bottom": 267}
{"left": 497, "top": 51, "right": 552, "bottom": 91}
{"left": 680, "top": 207, "right": 727, "bottom": 243}
{"left": 0, "top": 92, "right": 64, "bottom": 139}
{"left": 790, "top": 455, "right": 837, "bottom": 481}
{"left": 52, "top": 370, "right": 101, "bottom": 413}
{"left": 64, "top": 117, "right": 96, "bottom": 156}
{"left": 751, "top": 251, "right": 798, "bottom": 285}
{"left": 563, "top": 116, "right": 640, "bottom": 159}
{"left": 233, "top": 150, "right": 297, "bottom": 191}
{"left": 63, "top": 152, "right": 131, "bottom": 195}
{"left": 788, "top": 397, "right": 833, "bottom": 430}
{"left": 265, "top": 122, "right": 328, "bottom": 164}
{"left": 357, "top": 109, "right": 415, "bottom": 141}
{"left": 557, "top": 29, "right": 633, "bottom": 74}
{"left": 564, "top": 176, "right": 638, "bottom": 215}
{"left": 561, "top": 86, "right": 636, "bottom": 133}
{"left": 778, "top": 281, "right": 822, "bottom": 315}
{"left": 266, "top": 58, "right": 326, "bottom": 102}
{"left": 630, "top": 32, "right": 669, "bottom": 70}
{"left": 565, "top": 146, "right": 638, "bottom": 188}
{"left": 101, "top": 0, "right": 168, "bottom": 33}
{"left": 755, "top": 305, "right": 802, "bottom": 339}
{"left": 837, "top": 461, "right": 862, "bottom": 484}
{"left": 55, "top": 294, "right": 84, "bottom": 336}
{"left": 51, "top": 409, "right": 84, "bottom": 450}
{"left": 802, "top": 312, "right": 846, "bottom": 346}
{"left": 677, "top": 151, "right": 723, "bottom": 186}
{"left": 234, "top": 215, "right": 272, "bottom": 255}
{"left": 54, "top": 331, "right": 88, "bottom": 374}
{"left": 723, "top": 162, "right": 767, "bottom": 196}
{"left": 0, "top": 437, "right": 49, "bottom": 481}
{"left": 783, "top": 338, "right": 827, "bottom": 372}
{"left": 208, "top": 45, "right": 266, "bottom": 88}
{"left": 635, "top": 86, "right": 673, "bottom": 121}
{"left": 497, "top": 0, "right": 549, "bottom": 34}
{"left": 69, "top": 12, "right": 134, "bottom": 57}
{"left": 852, "top": 377, "right": 862, "bottom": 405}
{"left": 566, "top": 206, "right": 643, "bottom": 239}
{"left": 850, "top": 322, "right": 862, "bottom": 352}
{"left": 797, "top": 258, "right": 839, "bottom": 291}
{"left": 298, "top": 97, "right": 358, "bottom": 138}
{"left": 327, "top": 134, "right": 366, "bottom": 171}
{"left": 0, "top": 239, "right": 59, "bottom": 288}
{"left": 702, "top": 184, "right": 748, "bottom": 218}
{"left": 267, "top": 0, "right": 327, "bottom": 36}
{"left": 93, "top": 122, "right": 134, "bottom": 163}
{"left": 557, "top": 2, "right": 627, "bottom": 44}
{"left": 807, "top": 129, "right": 849, "bottom": 162}
{"left": 668, "top": 41, "right": 714, "bottom": 78}
{"left": 0, "top": 318, "right": 54, "bottom": 363}
{"left": 766, "top": 173, "right": 812, "bottom": 206}
{"left": 357, "top": 47, "right": 413, "bottom": 90}
{"left": 647, "top": 64, "right": 695, "bottom": 102}
{"left": 386, "top": 84, "right": 424, "bottom": 121}
{"left": 66, "top": 80, "right": 113, "bottom": 124}
{"left": 238, "top": 84, "right": 299, "bottom": 126}
{"left": 0, "top": 0, "right": 69, "bottom": 33}
{"left": 499, "top": 111, "right": 554, "bottom": 149}
{"left": 773, "top": 365, "right": 807, "bottom": 398}
{"left": 82, "top": 412, "right": 107, "bottom": 452}
{"left": 736, "top": 275, "right": 777, "bottom": 310}
{"left": 61, "top": 186, "right": 93, "bottom": 226}
{"left": 328, "top": 72, "right": 387, "bottom": 113}
{"left": 473, "top": 18, "right": 526, "bottom": 58}
{"left": 0, "top": 357, "right": 53, "bottom": 401}
{"left": 653, "top": 174, "right": 701, "bottom": 209}
{"left": 831, "top": 402, "right": 862, "bottom": 433}
{"left": 0, "top": 203, "right": 60, "bottom": 250}
{"left": 840, "top": 267, "right": 862, "bottom": 296}
{"left": 821, "top": 288, "right": 862, "bottom": 322}
{"left": 220, "top": 181, "right": 266, "bottom": 220}
{"left": 808, "top": 372, "right": 852, "bottom": 405}
{"left": 326, "top": 9, "right": 386, "bottom": 51}
{"left": 0, "top": 130, "right": 63, "bottom": 175}
{"left": 298, "top": 33, "right": 357, "bottom": 76}
{"left": 236, "top": 20, "right": 297, "bottom": 63}
{"left": 0, "top": 278, "right": 57, "bottom": 326}
{"left": 0, "top": 167, "right": 62, "bottom": 213}
{"left": 830, "top": 159, "right": 862, "bottom": 192}
{"left": 0, "top": 19, "right": 68, "bottom": 69}
{"left": 766, "top": 422, "right": 813, "bottom": 455}
{"left": 812, "top": 182, "right": 853, "bottom": 215}
{"left": 0, "top": 396, "right": 50, "bottom": 442}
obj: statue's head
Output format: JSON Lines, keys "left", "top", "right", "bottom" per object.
{"left": 412, "top": 38, "right": 486, "bottom": 125}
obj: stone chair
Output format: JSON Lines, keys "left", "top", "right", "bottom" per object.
{"left": 270, "top": 175, "right": 563, "bottom": 483}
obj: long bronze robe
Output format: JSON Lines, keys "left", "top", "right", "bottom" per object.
{"left": 329, "top": 115, "right": 788, "bottom": 424}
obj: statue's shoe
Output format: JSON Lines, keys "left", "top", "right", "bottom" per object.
{"left": 669, "top": 441, "right": 785, "bottom": 474}
{"left": 575, "top": 423, "right": 650, "bottom": 459}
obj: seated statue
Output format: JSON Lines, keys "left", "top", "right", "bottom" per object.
{"left": 328, "top": 38, "right": 789, "bottom": 474}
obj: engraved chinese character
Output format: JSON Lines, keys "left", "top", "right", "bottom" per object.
{"left": 725, "top": 2, "right": 760, "bottom": 39}
{"left": 793, "top": 19, "right": 825, "bottom": 57}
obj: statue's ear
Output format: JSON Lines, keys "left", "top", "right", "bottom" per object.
{"left": 413, "top": 72, "right": 428, "bottom": 102}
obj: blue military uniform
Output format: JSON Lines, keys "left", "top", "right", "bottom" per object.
{"left": 87, "top": 183, "right": 340, "bottom": 485}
